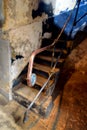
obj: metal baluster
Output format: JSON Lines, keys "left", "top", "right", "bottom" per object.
{"left": 51, "top": 46, "right": 55, "bottom": 68}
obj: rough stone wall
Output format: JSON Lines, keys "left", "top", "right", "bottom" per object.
{"left": 2, "top": 0, "right": 42, "bottom": 58}
{"left": 0, "top": 107, "right": 23, "bottom": 130}
{"left": 7, "top": 21, "right": 42, "bottom": 58}
{"left": 66, "top": 38, "right": 87, "bottom": 68}
{"left": 3, "top": 0, "right": 39, "bottom": 30}
{"left": 10, "top": 21, "right": 42, "bottom": 80}
{"left": 1, "top": 0, "right": 44, "bottom": 80}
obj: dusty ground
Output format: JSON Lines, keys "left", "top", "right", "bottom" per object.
{"left": 0, "top": 38, "right": 87, "bottom": 130}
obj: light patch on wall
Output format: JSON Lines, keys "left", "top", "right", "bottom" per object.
{"left": 41, "top": 0, "right": 76, "bottom": 15}
{"left": 54, "top": 0, "right": 77, "bottom": 15}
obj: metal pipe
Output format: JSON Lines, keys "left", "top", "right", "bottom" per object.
{"left": 27, "top": 6, "right": 75, "bottom": 87}
{"left": 23, "top": 51, "right": 62, "bottom": 123}
{"left": 27, "top": 44, "right": 52, "bottom": 86}
{"left": 24, "top": 73, "right": 53, "bottom": 123}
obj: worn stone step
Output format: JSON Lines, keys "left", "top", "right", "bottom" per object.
{"left": 36, "top": 55, "right": 65, "bottom": 63}
{"left": 33, "top": 63, "right": 60, "bottom": 74}
{"left": 47, "top": 48, "right": 67, "bottom": 54}
{"left": 13, "top": 73, "right": 54, "bottom": 89}
{"left": 36, "top": 74, "right": 54, "bottom": 87}
{"left": 13, "top": 83, "right": 53, "bottom": 117}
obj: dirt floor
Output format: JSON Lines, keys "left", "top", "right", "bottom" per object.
{"left": 0, "top": 37, "right": 87, "bottom": 130}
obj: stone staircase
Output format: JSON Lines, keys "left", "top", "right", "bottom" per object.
{"left": 13, "top": 40, "right": 68, "bottom": 120}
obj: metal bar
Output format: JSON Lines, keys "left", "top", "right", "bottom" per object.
{"left": 74, "top": 12, "right": 87, "bottom": 25}
{"left": 23, "top": 73, "right": 53, "bottom": 123}
{"left": 69, "top": 0, "right": 81, "bottom": 36}
{"left": 23, "top": 52, "right": 62, "bottom": 123}
{"left": 73, "top": 0, "right": 81, "bottom": 26}
{"left": 23, "top": 3, "right": 77, "bottom": 123}
{"left": 27, "top": 7, "right": 75, "bottom": 86}
{"left": 51, "top": 46, "right": 55, "bottom": 68}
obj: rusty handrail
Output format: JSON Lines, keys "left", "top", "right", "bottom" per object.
{"left": 27, "top": 9, "right": 74, "bottom": 87}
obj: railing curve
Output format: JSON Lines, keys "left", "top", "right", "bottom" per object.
{"left": 27, "top": 8, "right": 75, "bottom": 87}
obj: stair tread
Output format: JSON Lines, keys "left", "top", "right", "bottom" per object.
{"left": 14, "top": 83, "right": 52, "bottom": 107}
{"left": 13, "top": 73, "right": 54, "bottom": 89}
{"left": 36, "top": 74, "right": 54, "bottom": 87}
{"left": 33, "top": 63, "right": 59, "bottom": 74}
{"left": 37, "top": 55, "right": 65, "bottom": 63}
{"left": 48, "top": 48, "right": 67, "bottom": 54}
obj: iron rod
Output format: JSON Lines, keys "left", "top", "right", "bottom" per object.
{"left": 27, "top": 6, "right": 75, "bottom": 86}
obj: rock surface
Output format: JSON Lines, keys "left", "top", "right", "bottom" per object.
{"left": 3, "top": 0, "right": 39, "bottom": 30}
{"left": 0, "top": 106, "right": 23, "bottom": 130}
{"left": 1, "top": 0, "right": 44, "bottom": 81}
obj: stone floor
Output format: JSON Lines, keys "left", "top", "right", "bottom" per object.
{"left": 0, "top": 37, "right": 87, "bottom": 130}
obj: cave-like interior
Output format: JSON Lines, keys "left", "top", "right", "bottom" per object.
{"left": 0, "top": 0, "right": 87, "bottom": 130}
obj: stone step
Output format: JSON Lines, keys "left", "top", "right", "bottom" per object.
{"left": 36, "top": 74, "right": 54, "bottom": 87}
{"left": 37, "top": 55, "right": 64, "bottom": 63}
{"left": 33, "top": 63, "right": 59, "bottom": 74}
{"left": 47, "top": 48, "right": 67, "bottom": 54}
{"left": 13, "top": 83, "right": 53, "bottom": 117}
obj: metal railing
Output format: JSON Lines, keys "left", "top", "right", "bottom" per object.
{"left": 27, "top": 6, "right": 75, "bottom": 87}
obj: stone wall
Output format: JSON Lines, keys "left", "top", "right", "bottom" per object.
{"left": 2, "top": 0, "right": 43, "bottom": 58}
{"left": 1, "top": 0, "right": 44, "bottom": 80}
{"left": 3, "top": 0, "right": 39, "bottom": 30}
